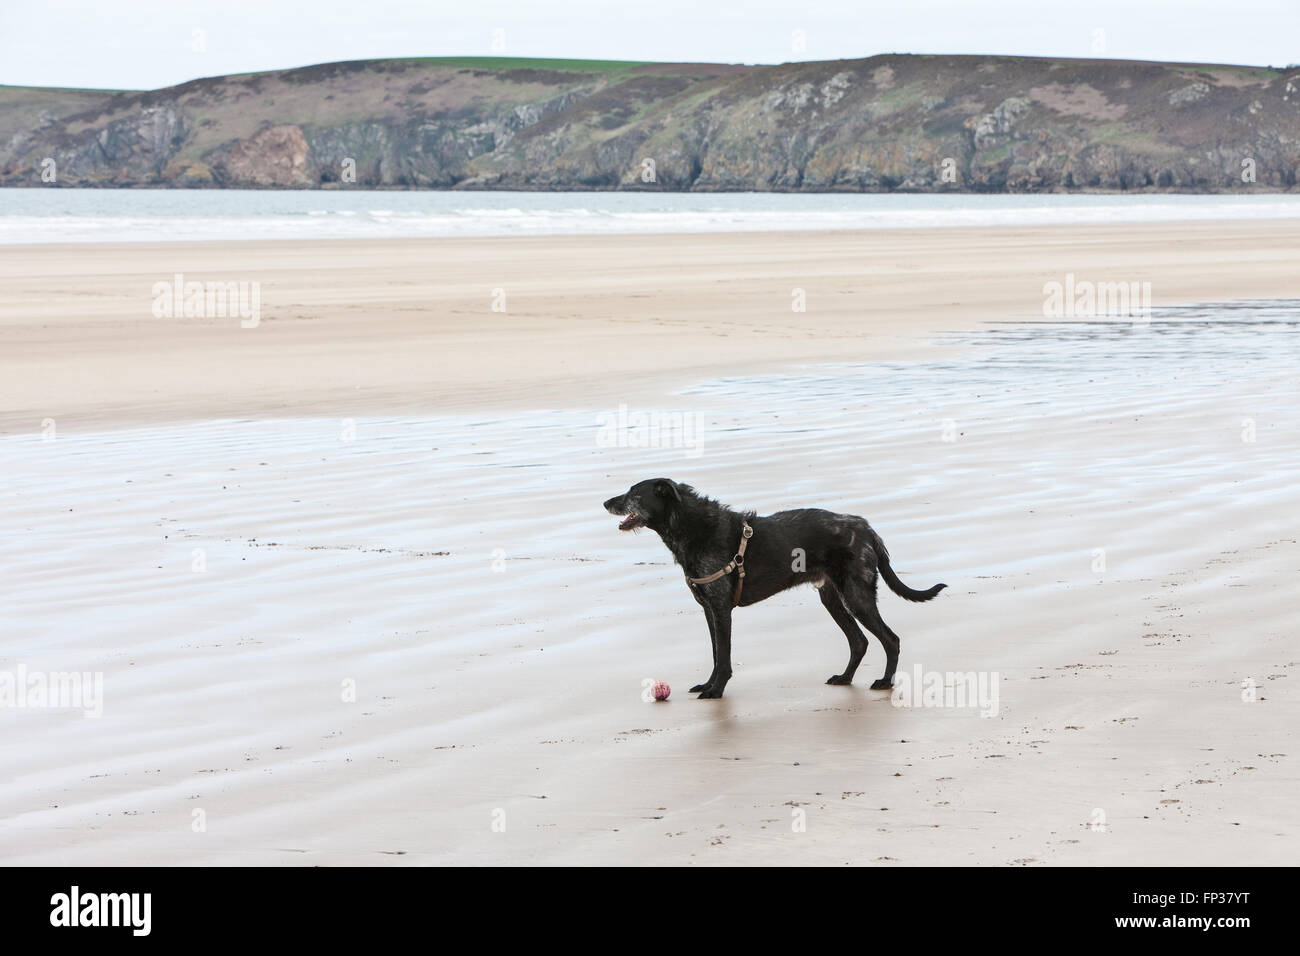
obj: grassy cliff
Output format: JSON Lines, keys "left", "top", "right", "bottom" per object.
{"left": 3, "top": 54, "right": 1298, "bottom": 191}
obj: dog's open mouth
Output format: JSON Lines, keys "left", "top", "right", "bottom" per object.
{"left": 617, "top": 514, "right": 645, "bottom": 531}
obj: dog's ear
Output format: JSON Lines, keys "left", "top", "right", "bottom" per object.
{"left": 654, "top": 480, "right": 682, "bottom": 502}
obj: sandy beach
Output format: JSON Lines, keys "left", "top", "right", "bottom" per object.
{"left": 1, "top": 220, "right": 1297, "bottom": 865}
{"left": 4, "top": 219, "right": 1300, "bottom": 433}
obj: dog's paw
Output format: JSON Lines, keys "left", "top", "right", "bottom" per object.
{"left": 689, "top": 683, "right": 709, "bottom": 693}
{"left": 826, "top": 674, "right": 853, "bottom": 685}
{"left": 696, "top": 688, "right": 723, "bottom": 699}
{"left": 870, "top": 678, "right": 894, "bottom": 690}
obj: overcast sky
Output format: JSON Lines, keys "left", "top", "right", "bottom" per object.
{"left": 3, "top": 0, "right": 1298, "bottom": 91}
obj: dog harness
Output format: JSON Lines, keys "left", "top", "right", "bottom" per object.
{"left": 687, "top": 520, "right": 754, "bottom": 607}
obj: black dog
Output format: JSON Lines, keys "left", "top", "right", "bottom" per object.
{"left": 604, "top": 479, "right": 945, "bottom": 698}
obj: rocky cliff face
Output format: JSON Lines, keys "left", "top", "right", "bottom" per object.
{"left": 2, "top": 54, "right": 1298, "bottom": 191}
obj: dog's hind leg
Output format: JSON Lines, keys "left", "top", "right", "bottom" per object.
{"left": 841, "top": 577, "right": 902, "bottom": 690}
{"left": 819, "top": 582, "right": 869, "bottom": 685}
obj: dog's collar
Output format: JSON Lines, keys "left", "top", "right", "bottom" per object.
{"left": 687, "top": 520, "right": 754, "bottom": 606}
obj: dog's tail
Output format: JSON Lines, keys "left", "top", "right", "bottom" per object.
{"left": 870, "top": 528, "right": 946, "bottom": 602}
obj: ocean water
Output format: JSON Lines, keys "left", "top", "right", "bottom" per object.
{"left": 3, "top": 188, "right": 1300, "bottom": 244}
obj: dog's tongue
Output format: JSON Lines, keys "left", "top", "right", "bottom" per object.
{"left": 618, "top": 515, "right": 639, "bottom": 531}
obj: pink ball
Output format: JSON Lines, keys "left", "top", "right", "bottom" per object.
{"left": 652, "top": 681, "right": 671, "bottom": 701}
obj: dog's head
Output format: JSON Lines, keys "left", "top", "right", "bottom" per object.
{"left": 603, "top": 478, "right": 684, "bottom": 533}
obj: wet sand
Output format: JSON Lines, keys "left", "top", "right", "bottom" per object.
{"left": 0, "top": 223, "right": 1297, "bottom": 865}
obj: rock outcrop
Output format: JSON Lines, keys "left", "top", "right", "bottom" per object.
{"left": 208, "top": 124, "right": 311, "bottom": 186}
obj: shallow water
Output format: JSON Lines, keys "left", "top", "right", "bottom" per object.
{"left": 3, "top": 300, "right": 1293, "bottom": 635}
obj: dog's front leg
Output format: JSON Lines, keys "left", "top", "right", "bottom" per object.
{"left": 689, "top": 603, "right": 719, "bottom": 694}
{"left": 696, "top": 601, "right": 732, "bottom": 699}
